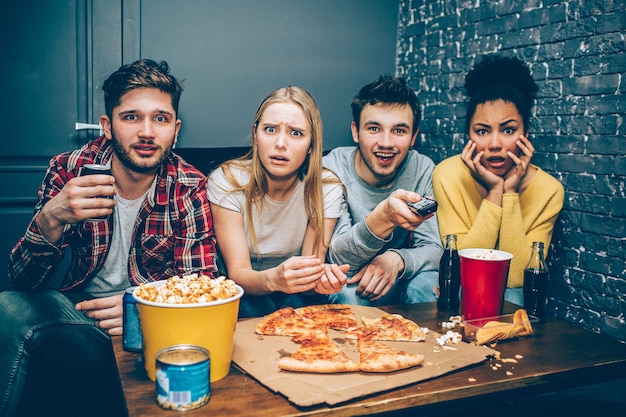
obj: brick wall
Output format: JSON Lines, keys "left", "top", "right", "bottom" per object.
{"left": 396, "top": 0, "right": 626, "bottom": 341}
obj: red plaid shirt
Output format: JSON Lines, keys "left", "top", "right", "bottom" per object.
{"left": 8, "top": 136, "right": 217, "bottom": 291}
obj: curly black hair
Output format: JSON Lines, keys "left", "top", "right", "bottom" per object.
{"left": 464, "top": 54, "right": 538, "bottom": 134}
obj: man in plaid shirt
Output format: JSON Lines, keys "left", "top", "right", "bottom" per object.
{"left": 0, "top": 59, "right": 217, "bottom": 416}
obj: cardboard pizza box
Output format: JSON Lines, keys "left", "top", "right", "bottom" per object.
{"left": 232, "top": 305, "right": 494, "bottom": 407}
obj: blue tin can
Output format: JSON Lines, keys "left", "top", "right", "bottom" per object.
{"left": 156, "top": 345, "right": 211, "bottom": 411}
{"left": 123, "top": 286, "right": 143, "bottom": 353}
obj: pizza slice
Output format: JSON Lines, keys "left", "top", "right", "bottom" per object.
{"left": 345, "top": 313, "right": 426, "bottom": 342}
{"left": 255, "top": 306, "right": 326, "bottom": 336}
{"left": 278, "top": 330, "right": 360, "bottom": 373}
{"left": 355, "top": 329, "right": 425, "bottom": 373}
{"left": 295, "top": 304, "right": 359, "bottom": 331}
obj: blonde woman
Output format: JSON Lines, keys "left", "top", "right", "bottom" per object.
{"left": 208, "top": 86, "right": 348, "bottom": 317}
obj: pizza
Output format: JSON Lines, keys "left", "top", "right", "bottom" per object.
{"left": 277, "top": 330, "right": 360, "bottom": 373}
{"left": 295, "top": 304, "right": 359, "bottom": 331}
{"left": 257, "top": 304, "right": 426, "bottom": 374}
{"left": 354, "top": 328, "right": 425, "bottom": 373}
{"left": 345, "top": 313, "right": 426, "bottom": 342}
{"left": 255, "top": 307, "right": 325, "bottom": 336}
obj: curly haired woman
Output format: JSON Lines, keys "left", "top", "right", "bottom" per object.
{"left": 433, "top": 54, "right": 564, "bottom": 304}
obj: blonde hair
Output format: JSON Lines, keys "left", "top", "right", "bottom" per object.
{"left": 219, "top": 86, "right": 341, "bottom": 258}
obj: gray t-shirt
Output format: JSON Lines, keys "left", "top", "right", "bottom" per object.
{"left": 323, "top": 147, "right": 442, "bottom": 279}
{"left": 85, "top": 189, "right": 150, "bottom": 297}
{"left": 207, "top": 165, "right": 343, "bottom": 271}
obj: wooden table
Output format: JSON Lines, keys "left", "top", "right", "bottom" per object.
{"left": 112, "top": 302, "right": 626, "bottom": 416}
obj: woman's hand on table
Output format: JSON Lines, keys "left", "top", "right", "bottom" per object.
{"left": 315, "top": 263, "right": 349, "bottom": 294}
{"left": 269, "top": 255, "right": 325, "bottom": 294}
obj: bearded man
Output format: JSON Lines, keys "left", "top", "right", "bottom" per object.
{"left": 1, "top": 59, "right": 217, "bottom": 416}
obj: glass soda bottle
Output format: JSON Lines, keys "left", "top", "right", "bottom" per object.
{"left": 437, "top": 234, "right": 460, "bottom": 312}
{"left": 523, "top": 241, "right": 549, "bottom": 319}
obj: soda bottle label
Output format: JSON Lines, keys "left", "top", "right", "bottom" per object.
{"left": 438, "top": 235, "right": 460, "bottom": 312}
{"left": 523, "top": 242, "right": 549, "bottom": 320}
{"left": 523, "top": 269, "right": 549, "bottom": 319}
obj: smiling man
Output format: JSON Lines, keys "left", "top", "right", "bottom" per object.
{"left": 0, "top": 59, "right": 217, "bottom": 416}
{"left": 323, "top": 75, "right": 443, "bottom": 306}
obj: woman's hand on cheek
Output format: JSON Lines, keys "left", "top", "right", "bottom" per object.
{"left": 516, "top": 135, "right": 535, "bottom": 165}
{"left": 462, "top": 141, "right": 503, "bottom": 191}
{"left": 503, "top": 135, "right": 534, "bottom": 193}
{"left": 460, "top": 140, "right": 476, "bottom": 168}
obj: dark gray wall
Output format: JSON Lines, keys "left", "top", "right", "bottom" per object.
{"left": 139, "top": 0, "right": 399, "bottom": 149}
{"left": 0, "top": 0, "right": 87, "bottom": 291}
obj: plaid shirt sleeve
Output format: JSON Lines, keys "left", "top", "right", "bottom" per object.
{"left": 8, "top": 152, "right": 83, "bottom": 290}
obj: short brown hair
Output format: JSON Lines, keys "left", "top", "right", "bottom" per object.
{"left": 102, "top": 59, "right": 183, "bottom": 118}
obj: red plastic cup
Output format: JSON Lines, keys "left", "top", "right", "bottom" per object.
{"left": 459, "top": 249, "right": 513, "bottom": 321}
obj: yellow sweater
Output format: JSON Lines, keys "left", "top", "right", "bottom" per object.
{"left": 432, "top": 155, "right": 564, "bottom": 288}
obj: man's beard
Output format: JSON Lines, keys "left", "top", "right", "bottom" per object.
{"left": 111, "top": 134, "right": 173, "bottom": 174}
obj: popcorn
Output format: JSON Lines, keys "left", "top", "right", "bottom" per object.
{"left": 470, "top": 249, "right": 499, "bottom": 259}
{"left": 435, "top": 330, "right": 463, "bottom": 346}
{"left": 135, "top": 274, "right": 238, "bottom": 304}
{"left": 441, "top": 315, "right": 463, "bottom": 329}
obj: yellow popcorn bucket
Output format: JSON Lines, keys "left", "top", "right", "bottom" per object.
{"left": 133, "top": 280, "right": 244, "bottom": 382}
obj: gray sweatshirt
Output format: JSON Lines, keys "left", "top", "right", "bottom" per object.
{"left": 323, "top": 147, "right": 443, "bottom": 280}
